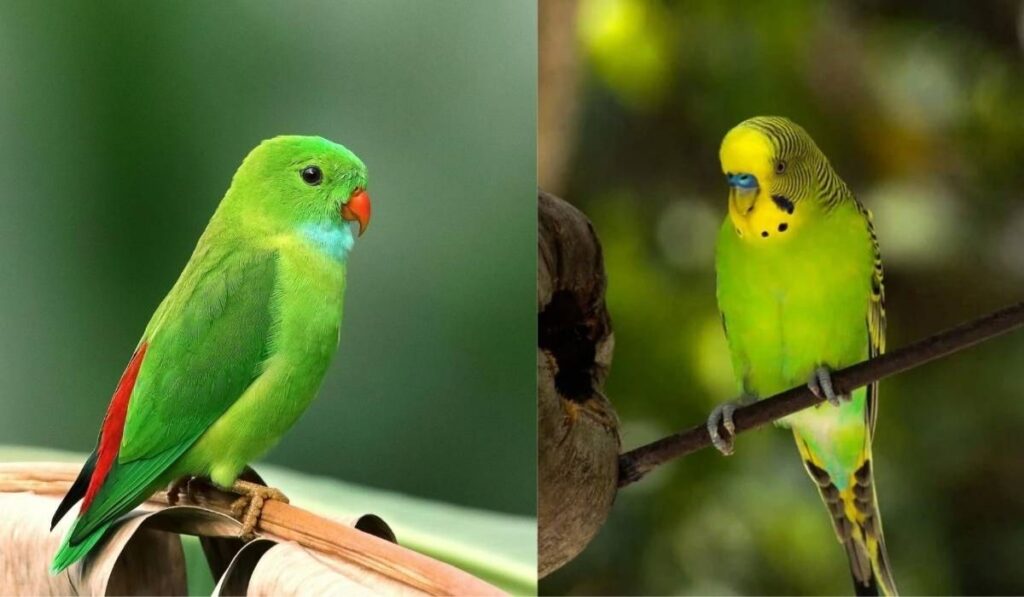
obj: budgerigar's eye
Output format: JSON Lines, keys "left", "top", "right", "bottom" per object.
{"left": 775, "top": 160, "right": 787, "bottom": 174}
{"left": 300, "top": 166, "right": 323, "bottom": 186}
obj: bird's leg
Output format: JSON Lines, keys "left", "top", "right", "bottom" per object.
{"left": 706, "top": 395, "right": 755, "bottom": 456}
{"left": 229, "top": 479, "right": 290, "bottom": 541}
{"left": 807, "top": 365, "right": 849, "bottom": 407}
{"left": 166, "top": 476, "right": 198, "bottom": 506}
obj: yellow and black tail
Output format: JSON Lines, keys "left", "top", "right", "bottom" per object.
{"left": 797, "top": 444, "right": 898, "bottom": 596}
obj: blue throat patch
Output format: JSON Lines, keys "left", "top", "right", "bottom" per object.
{"left": 299, "top": 222, "right": 355, "bottom": 262}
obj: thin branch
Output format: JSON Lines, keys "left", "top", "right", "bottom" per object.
{"left": 618, "top": 300, "right": 1024, "bottom": 487}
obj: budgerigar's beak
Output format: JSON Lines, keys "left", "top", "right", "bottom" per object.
{"left": 727, "top": 173, "right": 758, "bottom": 215}
{"left": 341, "top": 189, "right": 371, "bottom": 236}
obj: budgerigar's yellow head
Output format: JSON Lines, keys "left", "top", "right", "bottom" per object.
{"left": 719, "top": 116, "right": 838, "bottom": 243}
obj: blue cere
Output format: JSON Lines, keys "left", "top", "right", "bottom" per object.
{"left": 728, "top": 173, "right": 759, "bottom": 190}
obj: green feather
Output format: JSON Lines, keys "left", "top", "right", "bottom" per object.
{"left": 716, "top": 117, "right": 896, "bottom": 595}
{"left": 50, "top": 521, "right": 110, "bottom": 574}
{"left": 120, "top": 251, "right": 279, "bottom": 463}
{"left": 51, "top": 135, "right": 368, "bottom": 573}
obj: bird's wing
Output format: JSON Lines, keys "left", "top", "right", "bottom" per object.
{"left": 68, "top": 248, "right": 279, "bottom": 543}
{"left": 863, "top": 205, "right": 886, "bottom": 436}
{"left": 796, "top": 204, "right": 895, "bottom": 595}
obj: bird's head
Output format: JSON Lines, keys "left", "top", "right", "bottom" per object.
{"left": 719, "top": 116, "right": 826, "bottom": 242}
{"left": 228, "top": 135, "right": 371, "bottom": 250}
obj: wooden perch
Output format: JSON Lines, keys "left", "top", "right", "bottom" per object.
{"left": 0, "top": 462, "right": 502, "bottom": 596}
{"left": 618, "top": 299, "right": 1024, "bottom": 486}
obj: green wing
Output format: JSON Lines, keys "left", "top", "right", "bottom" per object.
{"left": 70, "top": 247, "right": 278, "bottom": 542}
{"left": 861, "top": 204, "right": 886, "bottom": 435}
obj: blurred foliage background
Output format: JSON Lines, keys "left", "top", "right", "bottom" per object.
{"left": 0, "top": 0, "right": 536, "bottom": 527}
{"left": 540, "top": 0, "right": 1024, "bottom": 594}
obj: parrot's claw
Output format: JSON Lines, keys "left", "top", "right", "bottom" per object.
{"left": 707, "top": 402, "right": 736, "bottom": 455}
{"left": 229, "top": 479, "right": 290, "bottom": 541}
{"left": 808, "top": 365, "right": 848, "bottom": 407}
{"left": 707, "top": 396, "right": 753, "bottom": 455}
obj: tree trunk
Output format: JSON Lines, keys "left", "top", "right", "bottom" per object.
{"left": 537, "top": 190, "right": 620, "bottom": 578}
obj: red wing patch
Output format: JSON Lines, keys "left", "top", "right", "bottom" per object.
{"left": 80, "top": 342, "right": 148, "bottom": 513}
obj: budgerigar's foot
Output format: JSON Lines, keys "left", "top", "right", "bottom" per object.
{"left": 808, "top": 366, "right": 849, "bottom": 407}
{"left": 229, "top": 479, "right": 290, "bottom": 541}
{"left": 707, "top": 396, "right": 753, "bottom": 455}
{"left": 166, "top": 476, "right": 198, "bottom": 506}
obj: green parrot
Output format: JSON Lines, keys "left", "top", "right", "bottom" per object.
{"left": 49, "top": 135, "right": 371, "bottom": 573}
{"left": 708, "top": 117, "right": 896, "bottom": 595}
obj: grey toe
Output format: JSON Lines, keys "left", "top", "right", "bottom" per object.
{"left": 809, "top": 366, "right": 841, "bottom": 406}
{"left": 707, "top": 402, "right": 737, "bottom": 455}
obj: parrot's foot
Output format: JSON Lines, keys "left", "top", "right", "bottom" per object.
{"left": 166, "top": 476, "right": 199, "bottom": 506}
{"left": 807, "top": 366, "right": 849, "bottom": 407}
{"left": 706, "top": 396, "right": 754, "bottom": 456}
{"left": 229, "top": 479, "right": 290, "bottom": 541}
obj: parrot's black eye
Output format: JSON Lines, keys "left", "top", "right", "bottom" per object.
{"left": 300, "top": 166, "right": 323, "bottom": 186}
{"left": 775, "top": 160, "right": 787, "bottom": 175}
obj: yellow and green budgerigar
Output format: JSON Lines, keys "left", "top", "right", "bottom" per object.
{"left": 708, "top": 116, "right": 896, "bottom": 595}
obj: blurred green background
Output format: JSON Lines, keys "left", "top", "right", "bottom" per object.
{"left": 540, "top": 0, "right": 1024, "bottom": 595}
{"left": 0, "top": 0, "right": 536, "bottom": 522}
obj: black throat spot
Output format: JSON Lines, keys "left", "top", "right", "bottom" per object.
{"left": 771, "top": 194, "right": 795, "bottom": 214}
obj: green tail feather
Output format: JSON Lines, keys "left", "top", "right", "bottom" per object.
{"left": 50, "top": 520, "right": 111, "bottom": 575}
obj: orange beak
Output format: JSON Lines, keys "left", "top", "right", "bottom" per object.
{"left": 341, "top": 189, "right": 371, "bottom": 237}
